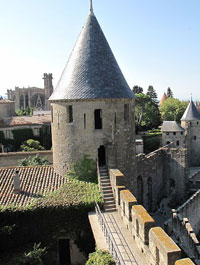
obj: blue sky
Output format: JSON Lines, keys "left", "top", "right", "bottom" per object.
{"left": 0, "top": 0, "right": 200, "bottom": 100}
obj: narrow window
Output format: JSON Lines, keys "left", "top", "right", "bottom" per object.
{"left": 94, "top": 109, "right": 102, "bottom": 129}
{"left": 68, "top": 106, "right": 73, "bottom": 123}
{"left": 84, "top": 114, "right": 86, "bottom": 129}
{"left": 181, "top": 132, "right": 183, "bottom": 135}
{"left": 136, "top": 219, "right": 139, "bottom": 235}
{"left": 173, "top": 132, "right": 176, "bottom": 135}
{"left": 124, "top": 104, "right": 129, "bottom": 121}
{"left": 176, "top": 141, "right": 179, "bottom": 146}
{"left": 194, "top": 136, "right": 196, "bottom": 140}
{"left": 197, "top": 122, "right": 199, "bottom": 125}
{"left": 114, "top": 113, "right": 117, "bottom": 128}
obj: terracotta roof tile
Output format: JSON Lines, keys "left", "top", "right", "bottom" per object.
{"left": 0, "top": 115, "right": 51, "bottom": 127}
{"left": 0, "top": 166, "right": 66, "bottom": 207}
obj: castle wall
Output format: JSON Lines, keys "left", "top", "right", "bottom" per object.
{"left": 108, "top": 169, "right": 194, "bottom": 265}
{"left": 0, "top": 150, "right": 52, "bottom": 167}
{"left": 0, "top": 101, "right": 15, "bottom": 119}
{"left": 51, "top": 99, "right": 135, "bottom": 181}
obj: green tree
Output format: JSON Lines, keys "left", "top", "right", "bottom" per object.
{"left": 135, "top": 93, "right": 161, "bottom": 131}
{"left": 132, "top": 85, "right": 143, "bottom": 94}
{"left": 160, "top": 98, "right": 187, "bottom": 121}
{"left": 167, "top": 87, "right": 173, "bottom": 98}
{"left": 86, "top": 250, "right": 115, "bottom": 265}
{"left": 15, "top": 107, "right": 34, "bottom": 116}
{"left": 20, "top": 139, "right": 45, "bottom": 152}
{"left": 146, "top": 85, "right": 158, "bottom": 103}
{"left": 18, "top": 154, "right": 49, "bottom": 166}
{"left": 67, "top": 154, "right": 97, "bottom": 183}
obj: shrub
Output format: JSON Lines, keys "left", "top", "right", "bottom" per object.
{"left": 86, "top": 250, "right": 115, "bottom": 265}
{"left": 18, "top": 155, "right": 49, "bottom": 166}
{"left": 20, "top": 139, "right": 45, "bottom": 152}
{"left": 67, "top": 154, "right": 97, "bottom": 183}
{"left": 143, "top": 135, "right": 161, "bottom": 154}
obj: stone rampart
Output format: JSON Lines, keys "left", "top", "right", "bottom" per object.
{"left": 109, "top": 169, "right": 195, "bottom": 265}
{"left": 0, "top": 150, "right": 53, "bottom": 167}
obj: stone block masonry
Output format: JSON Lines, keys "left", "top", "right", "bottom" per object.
{"left": 108, "top": 169, "right": 195, "bottom": 265}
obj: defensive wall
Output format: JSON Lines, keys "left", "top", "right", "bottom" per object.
{"left": 109, "top": 169, "right": 195, "bottom": 265}
{"left": 169, "top": 188, "right": 200, "bottom": 261}
{"left": 135, "top": 146, "right": 188, "bottom": 212}
{"left": 0, "top": 150, "right": 53, "bottom": 167}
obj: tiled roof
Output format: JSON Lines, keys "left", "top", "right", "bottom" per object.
{"left": 0, "top": 166, "right": 66, "bottom": 206}
{"left": 161, "top": 121, "right": 184, "bottom": 132}
{"left": 181, "top": 100, "right": 200, "bottom": 121}
{"left": 0, "top": 115, "right": 51, "bottom": 128}
{"left": 0, "top": 100, "right": 15, "bottom": 104}
{"left": 50, "top": 10, "right": 135, "bottom": 101}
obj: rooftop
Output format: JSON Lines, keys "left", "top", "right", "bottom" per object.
{"left": 0, "top": 100, "right": 15, "bottom": 104}
{"left": 158, "top": 92, "right": 167, "bottom": 106}
{"left": 0, "top": 166, "right": 66, "bottom": 207}
{"left": 50, "top": 8, "right": 135, "bottom": 101}
{"left": 161, "top": 121, "right": 184, "bottom": 132}
{"left": 181, "top": 99, "right": 200, "bottom": 121}
{"left": 0, "top": 115, "right": 51, "bottom": 128}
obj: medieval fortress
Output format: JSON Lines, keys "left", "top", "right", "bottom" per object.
{"left": 48, "top": 3, "right": 200, "bottom": 264}
{"left": 2, "top": 2, "right": 200, "bottom": 264}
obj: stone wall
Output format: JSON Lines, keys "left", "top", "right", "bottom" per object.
{"left": 0, "top": 150, "right": 53, "bottom": 167}
{"left": 51, "top": 99, "right": 136, "bottom": 182}
{"left": 108, "top": 169, "right": 195, "bottom": 265}
{"left": 134, "top": 146, "right": 188, "bottom": 212}
{"left": 0, "top": 101, "right": 15, "bottom": 119}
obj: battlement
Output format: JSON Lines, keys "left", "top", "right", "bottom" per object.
{"left": 109, "top": 168, "right": 195, "bottom": 265}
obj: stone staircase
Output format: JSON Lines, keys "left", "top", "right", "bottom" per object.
{"left": 99, "top": 166, "right": 116, "bottom": 212}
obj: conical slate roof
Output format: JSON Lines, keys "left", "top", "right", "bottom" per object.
{"left": 50, "top": 10, "right": 135, "bottom": 101}
{"left": 181, "top": 100, "right": 200, "bottom": 121}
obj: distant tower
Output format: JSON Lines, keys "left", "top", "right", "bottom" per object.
{"left": 49, "top": 4, "right": 136, "bottom": 187}
{"left": 181, "top": 99, "right": 200, "bottom": 166}
{"left": 43, "top": 73, "right": 53, "bottom": 110}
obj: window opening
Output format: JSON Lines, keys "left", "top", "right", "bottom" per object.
{"left": 84, "top": 114, "right": 86, "bottom": 129}
{"left": 137, "top": 176, "right": 143, "bottom": 205}
{"left": 124, "top": 104, "right": 129, "bottom": 121}
{"left": 98, "top": 146, "right": 106, "bottom": 166}
{"left": 173, "top": 132, "right": 176, "bottom": 135}
{"left": 176, "top": 141, "right": 179, "bottom": 146}
{"left": 94, "top": 109, "right": 102, "bottom": 129}
{"left": 194, "top": 136, "right": 197, "bottom": 140}
{"left": 114, "top": 113, "right": 117, "bottom": 128}
{"left": 58, "top": 239, "right": 71, "bottom": 265}
{"left": 68, "top": 106, "right": 73, "bottom": 123}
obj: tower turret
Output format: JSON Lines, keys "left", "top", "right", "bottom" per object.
{"left": 49, "top": 3, "right": 136, "bottom": 188}
{"left": 43, "top": 73, "right": 53, "bottom": 110}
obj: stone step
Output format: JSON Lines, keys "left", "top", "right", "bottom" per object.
{"left": 103, "top": 194, "right": 114, "bottom": 198}
{"left": 102, "top": 187, "right": 112, "bottom": 191}
{"left": 101, "top": 182, "right": 111, "bottom": 186}
{"left": 104, "top": 200, "right": 115, "bottom": 205}
{"left": 100, "top": 179, "right": 110, "bottom": 183}
{"left": 104, "top": 207, "right": 116, "bottom": 212}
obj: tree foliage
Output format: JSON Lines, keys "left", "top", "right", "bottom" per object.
{"left": 20, "top": 139, "right": 45, "bottom": 152}
{"left": 132, "top": 85, "right": 143, "bottom": 94}
{"left": 66, "top": 154, "right": 97, "bottom": 183}
{"left": 15, "top": 107, "right": 34, "bottom": 116}
{"left": 146, "top": 85, "right": 158, "bottom": 103}
{"left": 160, "top": 98, "right": 187, "bottom": 121}
{"left": 18, "top": 154, "right": 49, "bottom": 166}
{"left": 167, "top": 87, "right": 173, "bottom": 98}
{"left": 135, "top": 93, "right": 161, "bottom": 131}
{"left": 86, "top": 250, "right": 115, "bottom": 265}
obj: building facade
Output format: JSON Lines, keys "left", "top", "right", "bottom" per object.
{"left": 7, "top": 73, "right": 53, "bottom": 111}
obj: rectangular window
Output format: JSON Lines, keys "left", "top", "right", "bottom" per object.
{"left": 94, "top": 109, "right": 102, "bottom": 129}
{"left": 181, "top": 132, "right": 183, "bottom": 135}
{"left": 176, "top": 140, "right": 179, "bottom": 146}
{"left": 173, "top": 132, "right": 176, "bottom": 135}
{"left": 194, "top": 136, "right": 197, "bottom": 140}
{"left": 84, "top": 114, "right": 86, "bottom": 129}
{"left": 124, "top": 104, "right": 129, "bottom": 121}
{"left": 34, "top": 128, "right": 40, "bottom": 136}
{"left": 68, "top": 106, "right": 73, "bottom": 123}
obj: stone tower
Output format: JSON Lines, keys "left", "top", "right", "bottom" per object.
{"left": 49, "top": 4, "right": 136, "bottom": 185}
{"left": 43, "top": 73, "right": 53, "bottom": 110}
{"left": 181, "top": 99, "right": 200, "bottom": 166}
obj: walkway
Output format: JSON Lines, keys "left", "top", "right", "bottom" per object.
{"left": 90, "top": 205, "right": 149, "bottom": 265}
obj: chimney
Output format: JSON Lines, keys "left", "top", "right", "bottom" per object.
{"left": 13, "top": 169, "right": 21, "bottom": 194}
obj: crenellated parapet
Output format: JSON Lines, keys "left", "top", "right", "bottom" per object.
{"left": 109, "top": 168, "right": 195, "bottom": 265}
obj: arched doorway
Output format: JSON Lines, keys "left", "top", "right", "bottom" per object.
{"left": 137, "top": 176, "right": 143, "bottom": 204}
{"left": 98, "top": 146, "right": 106, "bottom": 166}
{"left": 147, "top": 177, "right": 152, "bottom": 212}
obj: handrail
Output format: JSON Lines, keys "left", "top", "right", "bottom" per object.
{"left": 95, "top": 201, "right": 125, "bottom": 265}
